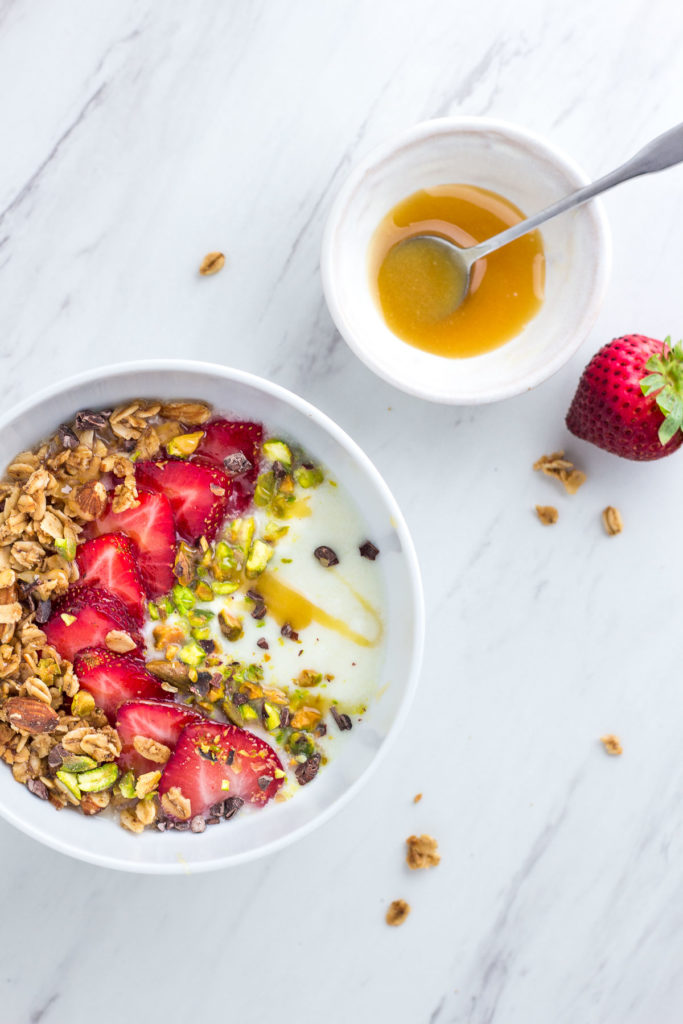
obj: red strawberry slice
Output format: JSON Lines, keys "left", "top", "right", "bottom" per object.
{"left": 91, "top": 490, "right": 176, "bottom": 597}
{"left": 135, "top": 459, "right": 230, "bottom": 544}
{"left": 566, "top": 334, "right": 683, "bottom": 461}
{"left": 73, "top": 649, "right": 165, "bottom": 724}
{"left": 195, "top": 419, "right": 263, "bottom": 516}
{"left": 76, "top": 533, "right": 146, "bottom": 624}
{"left": 158, "top": 720, "right": 284, "bottom": 818}
{"left": 116, "top": 698, "right": 203, "bottom": 774}
{"left": 44, "top": 585, "right": 145, "bottom": 664}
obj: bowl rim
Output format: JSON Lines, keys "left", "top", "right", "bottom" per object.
{"left": 0, "top": 359, "right": 425, "bottom": 873}
{"left": 321, "top": 115, "right": 612, "bottom": 405}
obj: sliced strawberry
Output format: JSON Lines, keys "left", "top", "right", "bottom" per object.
{"left": 76, "top": 533, "right": 146, "bottom": 625}
{"left": 116, "top": 698, "right": 203, "bottom": 774}
{"left": 158, "top": 721, "right": 284, "bottom": 818}
{"left": 73, "top": 649, "right": 165, "bottom": 724}
{"left": 135, "top": 459, "right": 230, "bottom": 544}
{"left": 91, "top": 490, "right": 176, "bottom": 597}
{"left": 195, "top": 419, "right": 262, "bottom": 516}
{"left": 44, "top": 585, "right": 145, "bottom": 664}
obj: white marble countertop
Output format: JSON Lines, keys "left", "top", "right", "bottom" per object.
{"left": 2, "top": 1, "right": 683, "bottom": 1021}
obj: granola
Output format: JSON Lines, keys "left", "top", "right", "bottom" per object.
{"left": 535, "top": 505, "right": 558, "bottom": 525}
{"left": 386, "top": 899, "right": 411, "bottom": 926}
{"left": 199, "top": 252, "right": 226, "bottom": 276}
{"left": 406, "top": 834, "right": 441, "bottom": 870}
{"left": 533, "top": 451, "right": 586, "bottom": 495}
{"left": 602, "top": 506, "right": 623, "bottom": 536}
{"left": 601, "top": 734, "right": 623, "bottom": 755}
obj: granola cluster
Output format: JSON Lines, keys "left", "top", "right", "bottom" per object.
{"left": 0, "top": 399, "right": 210, "bottom": 824}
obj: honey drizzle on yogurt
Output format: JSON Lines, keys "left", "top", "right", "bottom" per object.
{"left": 256, "top": 572, "right": 382, "bottom": 648}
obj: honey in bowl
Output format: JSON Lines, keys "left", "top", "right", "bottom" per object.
{"left": 370, "top": 184, "right": 545, "bottom": 359}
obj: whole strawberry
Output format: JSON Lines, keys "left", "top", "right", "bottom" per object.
{"left": 566, "top": 334, "right": 683, "bottom": 461}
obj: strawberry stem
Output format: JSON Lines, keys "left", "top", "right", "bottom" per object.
{"left": 640, "top": 337, "right": 683, "bottom": 445}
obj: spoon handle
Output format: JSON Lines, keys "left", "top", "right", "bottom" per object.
{"left": 468, "top": 121, "right": 683, "bottom": 262}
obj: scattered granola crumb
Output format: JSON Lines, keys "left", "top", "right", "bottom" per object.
{"left": 413, "top": 792, "right": 422, "bottom": 804}
{"left": 406, "top": 833, "right": 440, "bottom": 870}
{"left": 533, "top": 451, "right": 586, "bottom": 495}
{"left": 535, "top": 505, "right": 558, "bottom": 525}
{"left": 601, "top": 734, "right": 623, "bottom": 756}
{"left": 386, "top": 899, "right": 411, "bottom": 927}
{"left": 602, "top": 506, "right": 623, "bottom": 536}
{"left": 199, "top": 251, "right": 225, "bottom": 276}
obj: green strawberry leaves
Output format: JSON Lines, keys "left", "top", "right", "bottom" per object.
{"left": 640, "top": 337, "right": 683, "bottom": 445}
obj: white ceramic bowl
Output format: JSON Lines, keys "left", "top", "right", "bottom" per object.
{"left": 321, "top": 117, "right": 611, "bottom": 404}
{"left": 0, "top": 361, "right": 424, "bottom": 873}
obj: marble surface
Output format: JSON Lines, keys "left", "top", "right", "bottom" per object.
{"left": 1, "top": 1, "right": 683, "bottom": 1021}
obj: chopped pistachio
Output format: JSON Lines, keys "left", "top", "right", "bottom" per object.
{"left": 288, "top": 732, "right": 315, "bottom": 758}
{"left": 254, "top": 472, "right": 276, "bottom": 509}
{"left": 157, "top": 596, "right": 173, "bottom": 619}
{"left": 78, "top": 763, "right": 119, "bottom": 793}
{"left": 221, "top": 779, "right": 230, "bottom": 791}
{"left": 148, "top": 602, "right": 160, "bottom": 621}
{"left": 295, "top": 465, "right": 323, "bottom": 488}
{"left": 174, "top": 542, "right": 196, "bottom": 587}
{"left": 297, "top": 669, "right": 322, "bottom": 688}
{"left": 213, "top": 580, "right": 240, "bottom": 596}
{"left": 262, "top": 702, "right": 280, "bottom": 731}
{"left": 191, "top": 626, "right": 211, "bottom": 643}
{"left": 262, "top": 439, "right": 292, "bottom": 467}
{"left": 218, "top": 609, "right": 243, "bottom": 642}
{"left": 146, "top": 660, "right": 190, "bottom": 684}
{"left": 60, "top": 613, "right": 76, "bottom": 626}
{"left": 172, "top": 584, "right": 195, "bottom": 614}
{"left": 166, "top": 430, "right": 205, "bottom": 458}
{"left": 178, "top": 640, "right": 206, "bottom": 667}
{"left": 56, "top": 770, "right": 81, "bottom": 800}
{"left": 119, "top": 771, "right": 137, "bottom": 799}
{"left": 263, "top": 521, "right": 289, "bottom": 543}
{"left": 213, "top": 540, "right": 240, "bottom": 581}
{"left": 240, "top": 704, "right": 258, "bottom": 722}
{"left": 194, "top": 581, "right": 214, "bottom": 602}
{"left": 187, "top": 610, "right": 214, "bottom": 628}
{"left": 274, "top": 768, "right": 286, "bottom": 779}
{"left": 215, "top": 540, "right": 234, "bottom": 563}
{"left": 245, "top": 539, "right": 274, "bottom": 578}
{"left": 188, "top": 667, "right": 198, "bottom": 682}
{"left": 226, "top": 518, "right": 255, "bottom": 554}
{"left": 222, "top": 699, "right": 244, "bottom": 727}
{"left": 245, "top": 663, "right": 263, "bottom": 682}
{"left": 71, "top": 690, "right": 96, "bottom": 718}
{"left": 61, "top": 754, "right": 98, "bottom": 773}
{"left": 55, "top": 536, "right": 77, "bottom": 562}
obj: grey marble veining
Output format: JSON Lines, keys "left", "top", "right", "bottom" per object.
{"left": 1, "top": 1, "right": 683, "bottom": 1021}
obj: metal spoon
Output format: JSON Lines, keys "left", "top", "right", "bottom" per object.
{"left": 395, "top": 121, "right": 683, "bottom": 312}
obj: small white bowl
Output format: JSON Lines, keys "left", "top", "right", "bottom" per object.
{"left": 0, "top": 361, "right": 424, "bottom": 873}
{"left": 321, "top": 117, "right": 611, "bottom": 404}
